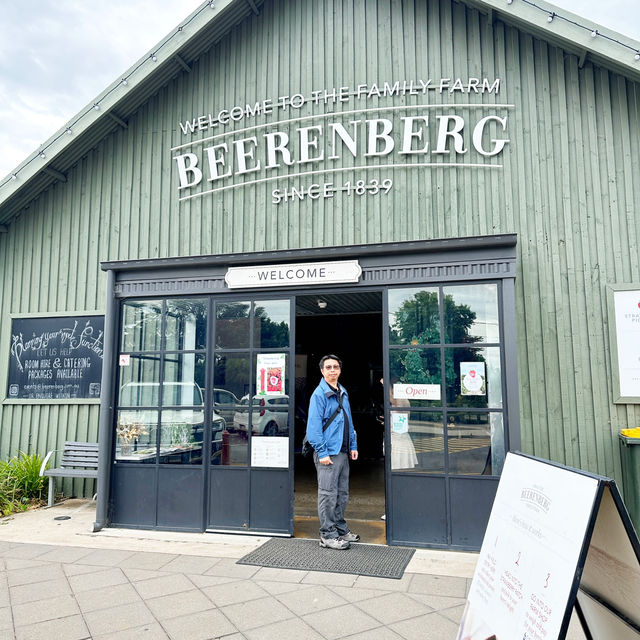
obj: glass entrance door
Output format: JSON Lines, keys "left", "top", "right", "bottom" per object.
{"left": 384, "top": 283, "right": 507, "bottom": 549}
{"left": 113, "top": 298, "right": 209, "bottom": 530}
{"left": 110, "top": 294, "right": 294, "bottom": 534}
{"left": 207, "top": 296, "right": 293, "bottom": 534}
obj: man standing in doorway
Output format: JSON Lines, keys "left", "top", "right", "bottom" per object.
{"left": 306, "top": 354, "right": 359, "bottom": 550}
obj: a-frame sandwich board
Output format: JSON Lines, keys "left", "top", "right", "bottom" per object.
{"left": 457, "top": 452, "right": 640, "bottom": 640}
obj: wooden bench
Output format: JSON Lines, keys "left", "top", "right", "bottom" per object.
{"left": 39, "top": 441, "right": 99, "bottom": 507}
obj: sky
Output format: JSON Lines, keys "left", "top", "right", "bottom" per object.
{"left": 0, "top": 0, "right": 638, "bottom": 179}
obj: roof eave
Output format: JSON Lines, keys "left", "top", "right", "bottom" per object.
{"left": 0, "top": 0, "right": 254, "bottom": 224}
{"left": 459, "top": 0, "right": 640, "bottom": 80}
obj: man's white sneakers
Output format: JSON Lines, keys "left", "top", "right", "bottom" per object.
{"left": 319, "top": 537, "right": 350, "bottom": 550}
{"left": 339, "top": 531, "right": 360, "bottom": 543}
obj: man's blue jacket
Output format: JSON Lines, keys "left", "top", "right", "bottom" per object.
{"left": 306, "top": 378, "right": 357, "bottom": 458}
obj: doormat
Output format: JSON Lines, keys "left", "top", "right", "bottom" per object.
{"left": 237, "top": 538, "right": 415, "bottom": 580}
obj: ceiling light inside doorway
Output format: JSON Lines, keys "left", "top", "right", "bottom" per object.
{"left": 317, "top": 299, "right": 327, "bottom": 309}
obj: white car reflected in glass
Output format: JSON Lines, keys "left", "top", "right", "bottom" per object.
{"left": 233, "top": 394, "right": 288, "bottom": 436}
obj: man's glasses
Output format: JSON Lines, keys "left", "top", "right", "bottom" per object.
{"left": 323, "top": 365, "right": 341, "bottom": 370}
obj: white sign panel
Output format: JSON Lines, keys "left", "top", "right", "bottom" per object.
{"left": 393, "top": 383, "right": 441, "bottom": 401}
{"left": 458, "top": 453, "right": 599, "bottom": 640}
{"left": 225, "top": 260, "right": 361, "bottom": 289}
{"left": 613, "top": 290, "right": 640, "bottom": 399}
{"left": 251, "top": 436, "right": 289, "bottom": 468}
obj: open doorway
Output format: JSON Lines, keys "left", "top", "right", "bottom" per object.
{"left": 294, "top": 291, "right": 385, "bottom": 543}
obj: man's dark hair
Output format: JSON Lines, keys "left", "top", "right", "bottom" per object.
{"left": 319, "top": 354, "right": 342, "bottom": 370}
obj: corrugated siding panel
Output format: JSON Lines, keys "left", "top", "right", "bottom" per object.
{"left": 0, "top": 0, "right": 638, "bottom": 489}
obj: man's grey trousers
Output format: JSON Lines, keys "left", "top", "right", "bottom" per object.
{"left": 314, "top": 451, "right": 350, "bottom": 540}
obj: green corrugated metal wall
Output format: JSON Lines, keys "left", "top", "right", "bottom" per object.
{"left": 0, "top": 0, "right": 638, "bottom": 493}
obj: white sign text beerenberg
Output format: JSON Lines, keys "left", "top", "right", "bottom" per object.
{"left": 172, "top": 78, "right": 510, "bottom": 202}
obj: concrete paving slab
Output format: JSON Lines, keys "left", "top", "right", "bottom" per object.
{"left": 63, "top": 562, "right": 110, "bottom": 577}
{"left": 121, "top": 568, "right": 171, "bottom": 582}
{"left": 156, "top": 554, "right": 220, "bottom": 574}
{"left": 303, "top": 602, "right": 381, "bottom": 639}
{"left": 274, "top": 584, "right": 349, "bottom": 615}
{"left": 67, "top": 567, "right": 129, "bottom": 593}
{"left": 130, "top": 572, "right": 196, "bottom": 600}
{"left": 0, "top": 500, "right": 265, "bottom": 560}
{"left": 407, "top": 573, "right": 468, "bottom": 598}
{"left": 115, "top": 551, "right": 178, "bottom": 571}
{"left": 202, "top": 557, "right": 261, "bottom": 579}
{"left": 73, "top": 548, "right": 137, "bottom": 567}
{"left": 0, "top": 543, "right": 57, "bottom": 560}
{"left": 0, "top": 607, "right": 12, "bottom": 632}
{"left": 186, "top": 573, "right": 240, "bottom": 589}
{"left": 390, "top": 610, "right": 461, "bottom": 640}
{"left": 92, "top": 622, "right": 170, "bottom": 640}
{"left": 220, "top": 595, "right": 297, "bottom": 632}
{"left": 200, "top": 579, "right": 270, "bottom": 607}
{"left": 300, "top": 570, "right": 358, "bottom": 587}
{"left": 406, "top": 548, "right": 477, "bottom": 578}
{"left": 255, "top": 579, "right": 315, "bottom": 596}
{"left": 2, "top": 559, "right": 46, "bottom": 571}
{"left": 83, "top": 601, "right": 156, "bottom": 636}
{"left": 439, "top": 602, "right": 465, "bottom": 625}
{"left": 161, "top": 608, "right": 238, "bottom": 640}
{"left": 251, "top": 566, "right": 308, "bottom": 583}
{"left": 355, "top": 591, "right": 434, "bottom": 625}
{"left": 14, "top": 613, "right": 89, "bottom": 640}
{"left": 352, "top": 572, "right": 413, "bottom": 592}
{"left": 12, "top": 592, "right": 80, "bottom": 627}
{"left": 9, "top": 576, "right": 71, "bottom": 605}
{"left": 332, "top": 584, "right": 394, "bottom": 603}
{"left": 144, "top": 588, "right": 217, "bottom": 621}
{"left": 344, "top": 627, "right": 405, "bottom": 640}
{"left": 32, "top": 546, "right": 94, "bottom": 564}
{"left": 244, "top": 616, "right": 325, "bottom": 640}
{"left": 6, "top": 563, "right": 65, "bottom": 587}
{"left": 74, "top": 582, "right": 142, "bottom": 613}
{"left": 405, "top": 592, "right": 466, "bottom": 611}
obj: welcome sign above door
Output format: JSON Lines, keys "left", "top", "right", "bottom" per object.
{"left": 225, "top": 259, "right": 362, "bottom": 289}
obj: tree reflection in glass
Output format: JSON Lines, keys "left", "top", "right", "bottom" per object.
{"left": 216, "top": 301, "right": 250, "bottom": 349}
{"left": 254, "top": 300, "right": 290, "bottom": 348}
{"left": 121, "top": 300, "right": 162, "bottom": 352}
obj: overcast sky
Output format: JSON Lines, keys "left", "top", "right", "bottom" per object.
{"left": 1, "top": 0, "right": 638, "bottom": 179}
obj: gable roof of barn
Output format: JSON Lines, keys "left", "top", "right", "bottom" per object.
{"left": 0, "top": 0, "right": 638, "bottom": 226}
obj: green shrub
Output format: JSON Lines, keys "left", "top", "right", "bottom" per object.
{"left": 0, "top": 452, "right": 47, "bottom": 516}
{"left": 11, "top": 451, "right": 46, "bottom": 497}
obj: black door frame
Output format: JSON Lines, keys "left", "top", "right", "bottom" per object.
{"left": 96, "top": 234, "right": 519, "bottom": 550}
{"left": 205, "top": 292, "right": 295, "bottom": 536}
{"left": 383, "top": 279, "right": 511, "bottom": 549}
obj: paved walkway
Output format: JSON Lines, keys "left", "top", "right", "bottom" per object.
{"left": 0, "top": 500, "right": 586, "bottom": 639}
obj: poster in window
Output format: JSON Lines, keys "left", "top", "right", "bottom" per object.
{"left": 391, "top": 412, "right": 409, "bottom": 434}
{"left": 461, "top": 362, "right": 486, "bottom": 396}
{"left": 7, "top": 315, "right": 104, "bottom": 400}
{"left": 256, "top": 353, "right": 286, "bottom": 396}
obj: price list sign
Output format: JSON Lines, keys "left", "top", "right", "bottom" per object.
{"left": 458, "top": 453, "right": 599, "bottom": 640}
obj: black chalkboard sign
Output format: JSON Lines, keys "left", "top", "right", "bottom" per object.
{"left": 7, "top": 315, "right": 105, "bottom": 400}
